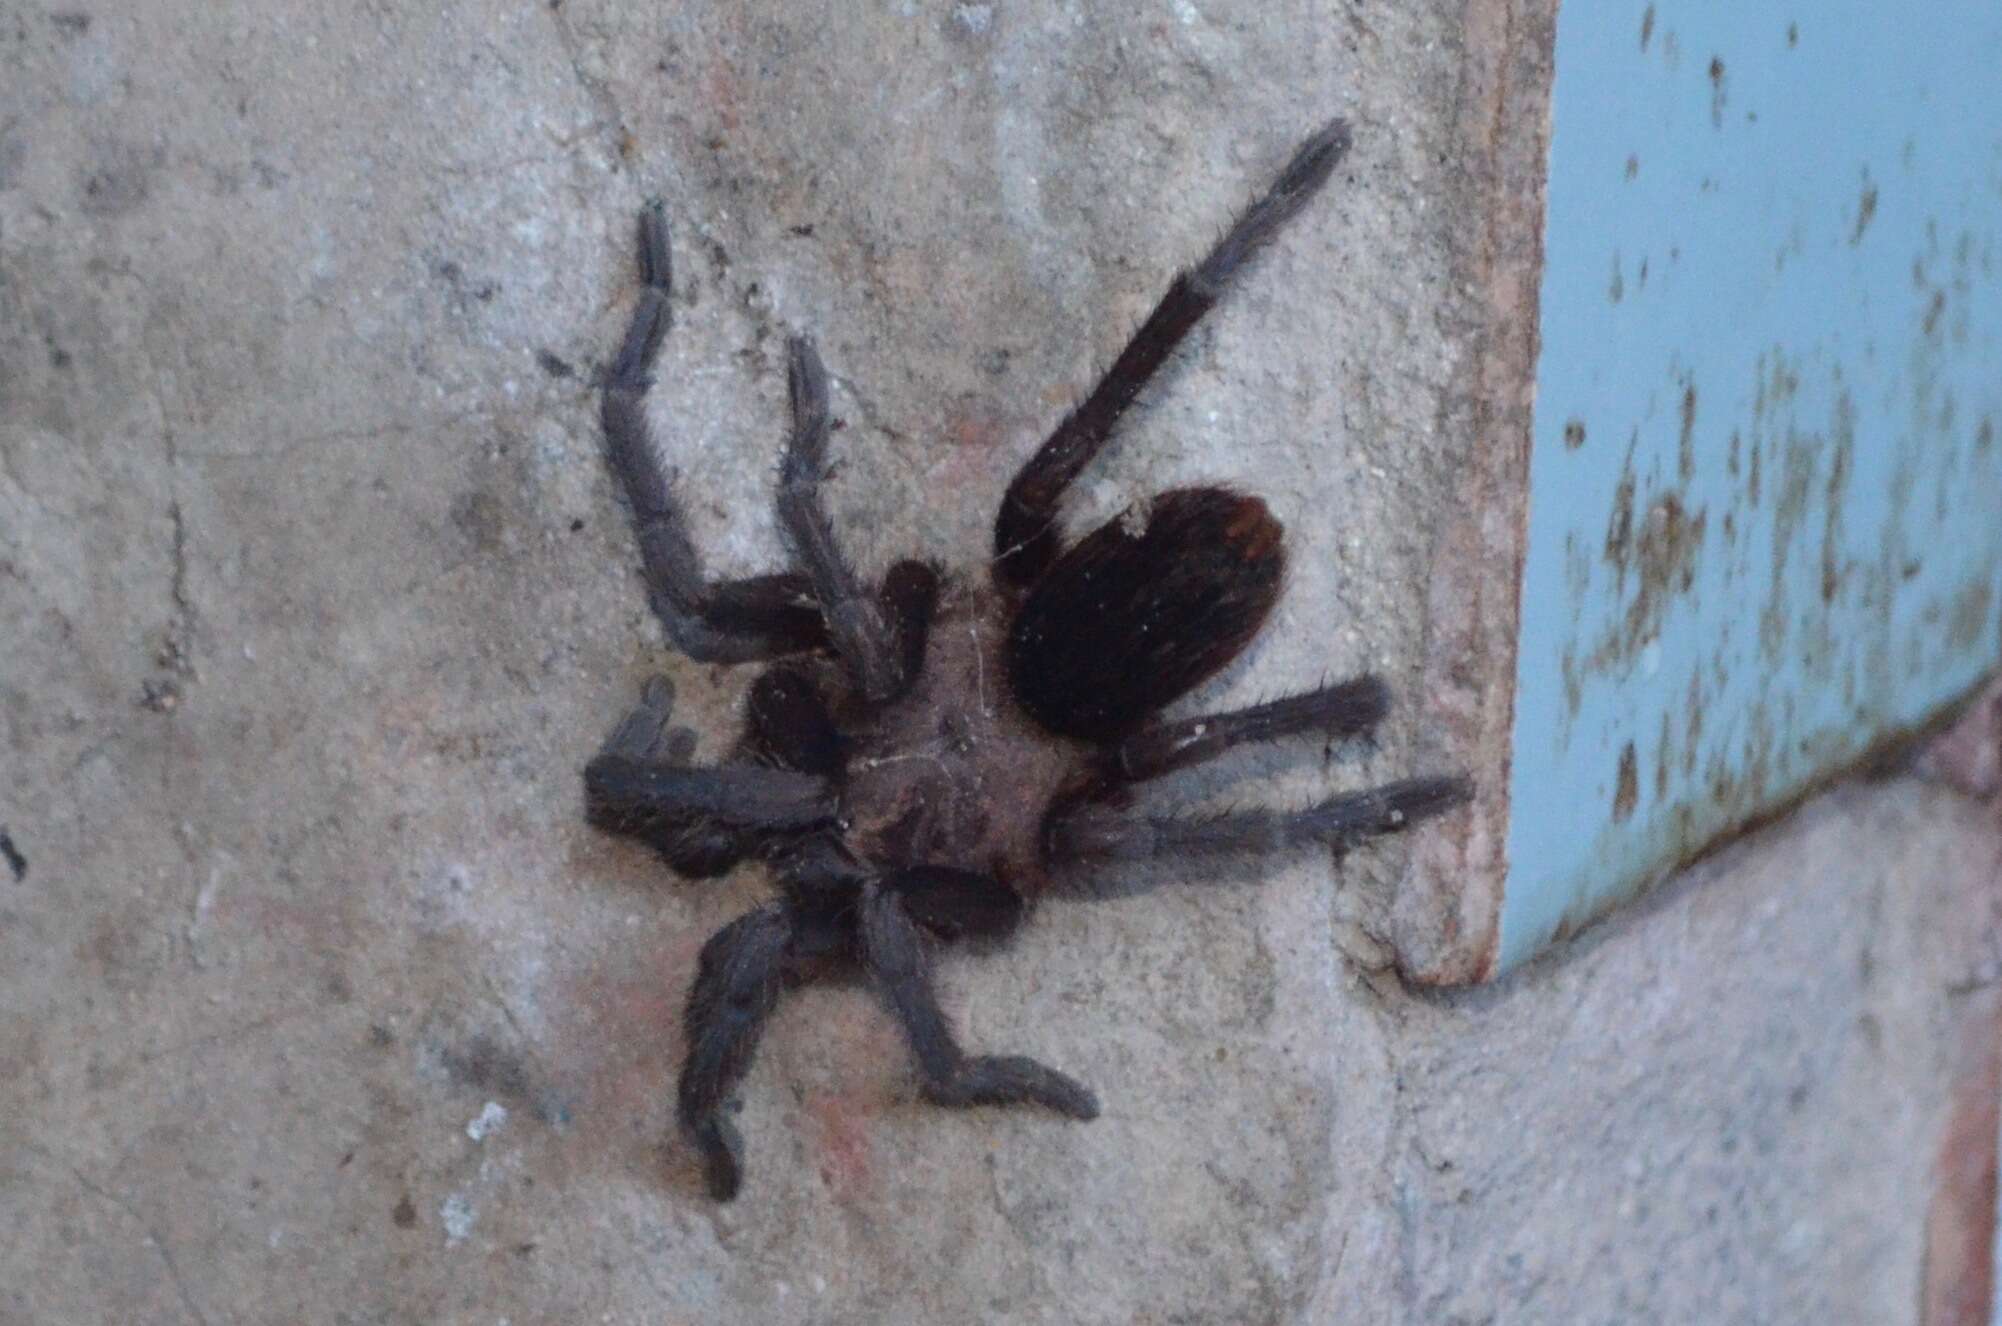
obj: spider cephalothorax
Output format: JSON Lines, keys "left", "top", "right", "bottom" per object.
{"left": 582, "top": 118, "right": 1470, "bottom": 1201}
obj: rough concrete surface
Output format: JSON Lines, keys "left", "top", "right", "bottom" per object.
{"left": 2, "top": 4, "right": 1996, "bottom": 1323}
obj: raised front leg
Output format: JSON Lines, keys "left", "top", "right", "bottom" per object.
{"left": 993, "top": 119, "right": 1352, "bottom": 588}
{"left": 858, "top": 886, "right": 1098, "bottom": 1119}
{"left": 601, "top": 201, "right": 828, "bottom": 661}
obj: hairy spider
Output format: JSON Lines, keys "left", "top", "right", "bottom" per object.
{"left": 582, "top": 118, "right": 1470, "bottom": 1201}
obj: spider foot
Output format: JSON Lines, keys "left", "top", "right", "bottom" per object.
{"left": 599, "top": 675, "right": 697, "bottom": 765}
{"left": 922, "top": 1054, "right": 1100, "bottom": 1120}
{"left": 684, "top": 1113, "right": 747, "bottom": 1202}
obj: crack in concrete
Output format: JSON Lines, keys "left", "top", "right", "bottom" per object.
{"left": 0, "top": 428, "right": 28, "bottom": 495}
{"left": 545, "top": 1, "right": 633, "bottom": 166}
{"left": 829, "top": 372, "right": 913, "bottom": 450}
{"left": 71, "top": 1167, "right": 217, "bottom": 1326}
{"left": 480, "top": 971, "right": 533, "bottom": 1046}
{"left": 166, "top": 497, "right": 192, "bottom": 654}
{"left": 89, "top": 1006, "right": 311, "bottom": 1085}
{"left": 176, "top": 408, "right": 503, "bottom": 463}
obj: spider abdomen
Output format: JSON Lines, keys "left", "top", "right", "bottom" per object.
{"left": 1005, "top": 486, "right": 1285, "bottom": 743}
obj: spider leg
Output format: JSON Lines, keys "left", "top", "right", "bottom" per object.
{"left": 745, "top": 664, "right": 846, "bottom": 775}
{"left": 1106, "top": 676, "right": 1389, "bottom": 787}
{"left": 858, "top": 885, "right": 1098, "bottom": 1118}
{"left": 585, "top": 751, "right": 836, "bottom": 831}
{"left": 1049, "top": 774, "right": 1471, "bottom": 864}
{"left": 888, "top": 865, "right": 1026, "bottom": 942}
{"left": 677, "top": 903, "right": 794, "bottom": 1201}
{"left": 585, "top": 674, "right": 837, "bottom": 874}
{"left": 993, "top": 119, "right": 1353, "bottom": 587}
{"left": 775, "top": 335, "right": 906, "bottom": 700}
{"left": 586, "top": 675, "right": 746, "bottom": 875}
{"left": 879, "top": 559, "right": 941, "bottom": 692}
{"left": 602, "top": 201, "right": 828, "bottom": 662}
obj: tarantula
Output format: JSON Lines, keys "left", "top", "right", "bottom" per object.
{"left": 582, "top": 118, "right": 1470, "bottom": 1201}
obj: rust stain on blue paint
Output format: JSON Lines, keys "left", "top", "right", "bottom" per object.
{"left": 1500, "top": 1, "right": 2002, "bottom": 971}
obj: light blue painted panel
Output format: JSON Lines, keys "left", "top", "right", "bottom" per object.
{"left": 1501, "top": 2, "right": 2002, "bottom": 970}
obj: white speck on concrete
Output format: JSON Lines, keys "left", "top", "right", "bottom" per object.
{"left": 188, "top": 867, "right": 220, "bottom": 967}
{"left": 466, "top": 1101, "right": 508, "bottom": 1142}
{"left": 441, "top": 1193, "right": 477, "bottom": 1244}
{"left": 955, "top": 3, "right": 993, "bottom": 35}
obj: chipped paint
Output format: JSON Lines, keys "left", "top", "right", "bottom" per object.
{"left": 1500, "top": 2, "right": 2002, "bottom": 971}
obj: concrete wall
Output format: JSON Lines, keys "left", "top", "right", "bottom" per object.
{"left": 3, "top": 4, "right": 1996, "bottom": 1322}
